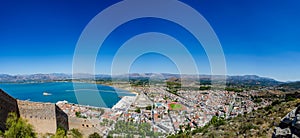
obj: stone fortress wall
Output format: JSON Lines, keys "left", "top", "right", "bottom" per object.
{"left": 0, "top": 89, "right": 68, "bottom": 134}
{"left": 55, "top": 105, "right": 69, "bottom": 131}
{"left": 0, "top": 89, "right": 19, "bottom": 131}
{"left": 17, "top": 100, "right": 68, "bottom": 134}
{"left": 69, "top": 117, "right": 102, "bottom": 137}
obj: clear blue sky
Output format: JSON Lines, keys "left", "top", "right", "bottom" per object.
{"left": 0, "top": 0, "right": 299, "bottom": 81}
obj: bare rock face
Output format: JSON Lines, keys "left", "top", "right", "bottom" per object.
{"left": 295, "top": 114, "right": 300, "bottom": 129}
{"left": 273, "top": 127, "right": 291, "bottom": 137}
{"left": 273, "top": 106, "right": 300, "bottom": 138}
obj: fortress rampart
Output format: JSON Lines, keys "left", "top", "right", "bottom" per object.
{"left": 0, "top": 89, "right": 68, "bottom": 134}
{"left": 0, "top": 89, "right": 19, "bottom": 131}
{"left": 69, "top": 117, "right": 102, "bottom": 137}
{"left": 55, "top": 104, "right": 69, "bottom": 130}
{"left": 17, "top": 100, "right": 68, "bottom": 134}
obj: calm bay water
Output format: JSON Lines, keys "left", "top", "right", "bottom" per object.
{"left": 0, "top": 82, "right": 135, "bottom": 108}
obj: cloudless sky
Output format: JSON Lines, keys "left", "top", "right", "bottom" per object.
{"left": 0, "top": 0, "right": 300, "bottom": 81}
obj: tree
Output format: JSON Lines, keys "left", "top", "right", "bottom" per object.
{"left": 88, "top": 132, "right": 102, "bottom": 138}
{"left": 209, "top": 116, "right": 226, "bottom": 127}
{"left": 52, "top": 127, "right": 67, "bottom": 138}
{"left": 4, "top": 112, "right": 36, "bottom": 138}
{"left": 166, "top": 79, "right": 181, "bottom": 95}
{"left": 254, "top": 98, "right": 262, "bottom": 103}
{"left": 199, "top": 86, "right": 211, "bottom": 90}
{"left": 75, "top": 111, "right": 87, "bottom": 119}
{"left": 0, "top": 130, "right": 3, "bottom": 136}
{"left": 75, "top": 111, "right": 81, "bottom": 117}
{"left": 146, "top": 105, "right": 152, "bottom": 110}
{"left": 135, "top": 108, "right": 141, "bottom": 113}
{"left": 69, "top": 129, "right": 83, "bottom": 138}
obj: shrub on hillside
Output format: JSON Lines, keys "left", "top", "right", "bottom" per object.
{"left": 4, "top": 112, "right": 36, "bottom": 138}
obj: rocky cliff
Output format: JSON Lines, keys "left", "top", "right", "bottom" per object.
{"left": 273, "top": 106, "right": 300, "bottom": 138}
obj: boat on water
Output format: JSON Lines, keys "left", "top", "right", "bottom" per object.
{"left": 43, "top": 92, "right": 52, "bottom": 96}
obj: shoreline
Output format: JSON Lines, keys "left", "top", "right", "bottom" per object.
{"left": 0, "top": 81, "right": 138, "bottom": 109}
{"left": 0, "top": 80, "right": 138, "bottom": 95}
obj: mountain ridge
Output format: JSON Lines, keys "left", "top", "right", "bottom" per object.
{"left": 0, "top": 73, "right": 284, "bottom": 86}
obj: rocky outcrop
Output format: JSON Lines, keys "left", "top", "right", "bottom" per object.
{"left": 273, "top": 106, "right": 300, "bottom": 138}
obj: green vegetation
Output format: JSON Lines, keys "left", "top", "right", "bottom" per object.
{"left": 199, "top": 86, "right": 211, "bottom": 90}
{"left": 169, "top": 103, "right": 182, "bottom": 110}
{"left": 199, "top": 80, "right": 212, "bottom": 85}
{"left": 146, "top": 105, "right": 152, "bottom": 110}
{"left": 166, "top": 79, "right": 181, "bottom": 95}
{"left": 286, "top": 96, "right": 296, "bottom": 101}
{"left": 75, "top": 111, "right": 80, "bottom": 117}
{"left": 278, "top": 81, "right": 300, "bottom": 92}
{"left": 75, "top": 111, "right": 87, "bottom": 119}
{"left": 100, "top": 118, "right": 114, "bottom": 127}
{"left": 130, "top": 78, "right": 149, "bottom": 87}
{"left": 88, "top": 132, "right": 102, "bottom": 138}
{"left": 109, "top": 120, "right": 162, "bottom": 137}
{"left": 3, "top": 112, "right": 36, "bottom": 138}
{"left": 253, "top": 98, "right": 263, "bottom": 103}
{"left": 181, "top": 86, "right": 201, "bottom": 91}
{"left": 209, "top": 116, "right": 226, "bottom": 127}
{"left": 96, "top": 78, "right": 112, "bottom": 85}
{"left": 52, "top": 127, "right": 67, "bottom": 138}
{"left": 226, "top": 75, "right": 281, "bottom": 88}
{"left": 68, "top": 129, "right": 82, "bottom": 138}
{"left": 225, "top": 87, "right": 243, "bottom": 92}
{"left": 135, "top": 108, "right": 141, "bottom": 113}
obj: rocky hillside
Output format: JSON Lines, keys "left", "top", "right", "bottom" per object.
{"left": 277, "top": 81, "right": 300, "bottom": 92}
{"left": 198, "top": 99, "right": 300, "bottom": 138}
{"left": 273, "top": 106, "right": 300, "bottom": 137}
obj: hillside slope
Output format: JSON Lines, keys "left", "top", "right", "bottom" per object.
{"left": 169, "top": 98, "right": 300, "bottom": 138}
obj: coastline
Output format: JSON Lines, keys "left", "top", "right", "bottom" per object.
{"left": 94, "top": 82, "right": 139, "bottom": 95}
{"left": 0, "top": 80, "right": 138, "bottom": 95}
{"left": 0, "top": 81, "right": 136, "bottom": 108}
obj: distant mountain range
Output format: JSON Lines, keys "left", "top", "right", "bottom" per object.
{"left": 226, "top": 75, "right": 283, "bottom": 86}
{"left": 0, "top": 73, "right": 71, "bottom": 83}
{"left": 0, "top": 73, "right": 285, "bottom": 85}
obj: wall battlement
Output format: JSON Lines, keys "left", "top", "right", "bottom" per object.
{"left": 0, "top": 89, "right": 68, "bottom": 134}
{"left": 18, "top": 100, "right": 56, "bottom": 119}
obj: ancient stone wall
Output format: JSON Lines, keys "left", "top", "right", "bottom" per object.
{"left": 55, "top": 105, "right": 69, "bottom": 131}
{"left": 69, "top": 117, "right": 102, "bottom": 137}
{"left": 17, "top": 100, "right": 57, "bottom": 134}
{"left": 0, "top": 90, "right": 69, "bottom": 134}
{"left": 0, "top": 89, "right": 19, "bottom": 131}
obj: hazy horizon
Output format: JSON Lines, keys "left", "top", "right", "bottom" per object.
{"left": 0, "top": 72, "right": 296, "bottom": 82}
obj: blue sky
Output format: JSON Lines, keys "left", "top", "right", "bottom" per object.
{"left": 0, "top": 0, "right": 300, "bottom": 81}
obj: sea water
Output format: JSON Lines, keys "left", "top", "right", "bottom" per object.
{"left": 0, "top": 82, "right": 135, "bottom": 108}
